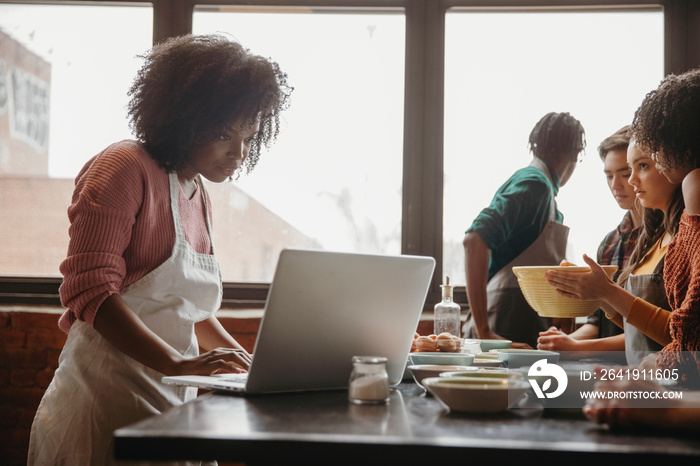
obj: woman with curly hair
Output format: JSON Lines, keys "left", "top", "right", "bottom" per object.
{"left": 544, "top": 139, "right": 682, "bottom": 366}
{"left": 630, "top": 68, "right": 700, "bottom": 385}
{"left": 28, "top": 34, "right": 292, "bottom": 465}
{"left": 547, "top": 68, "right": 700, "bottom": 387}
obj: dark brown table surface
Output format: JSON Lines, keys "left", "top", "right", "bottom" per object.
{"left": 114, "top": 381, "right": 700, "bottom": 465}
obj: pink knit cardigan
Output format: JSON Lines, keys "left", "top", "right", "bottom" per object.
{"left": 657, "top": 212, "right": 700, "bottom": 384}
{"left": 58, "top": 140, "right": 212, "bottom": 333}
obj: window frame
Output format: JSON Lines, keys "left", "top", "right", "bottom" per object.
{"left": 1, "top": 0, "right": 699, "bottom": 310}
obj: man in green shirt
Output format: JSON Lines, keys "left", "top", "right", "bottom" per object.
{"left": 462, "top": 112, "right": 586, "bottom": 348}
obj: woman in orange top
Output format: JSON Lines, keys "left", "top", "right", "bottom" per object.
{"left": 544, "top": 139, "right": 681, "bottom": 364}
{"left": 632, "top": 68, "right": 700, "bottom": 385}
{"left": 554, "top": 67, "right": 700, "bottom": 431}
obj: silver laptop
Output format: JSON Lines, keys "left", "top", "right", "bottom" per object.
{"left": 162, "top": 248, "right": 435, "bottom": 394}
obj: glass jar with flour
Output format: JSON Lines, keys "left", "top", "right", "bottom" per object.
{"left": 348, "top": 356, "right": 390, "bottom": 404}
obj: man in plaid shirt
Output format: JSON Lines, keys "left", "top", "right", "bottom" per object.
{"left": 538, "top": 126, "right": 642, "bottom": 352}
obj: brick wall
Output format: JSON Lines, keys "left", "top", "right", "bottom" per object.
{"left": 0, "top": 307, "right": 64, "bottom": 465}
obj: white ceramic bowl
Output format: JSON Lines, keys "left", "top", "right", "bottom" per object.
{"left": 409, "top": 352, "right": 475, "bottom": 366}
{"left": 408, "top": 364, "right": 475, "bottom": 386}
{"left": 494, "top": 349, "right": 559, "bottom": 368}
{"left": 471, "top": 358, "right": 504, "bottom": 368}
{"left": 439, "top": 367, "right": 522, "bottom": 380}
{"left": 422, "top": 377, "right": 530, "bottom": 413}
{"left": 512, "top": 265, "right": 618, "bottom": 318}
{"left": 478, "top": 339, "right": 512, "bottom": 352}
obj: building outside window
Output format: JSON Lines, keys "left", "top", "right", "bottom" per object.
{"left": 0, "top": 3, "right": 152, "bottom": 277}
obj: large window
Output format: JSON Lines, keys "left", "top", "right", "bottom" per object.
{"left": 2, "top": 0, "right": 694, "bottom": 308}
{"left": 443, "top": 8, "right": 664, "bottom": 284}
{"left": 193, "top": 6, "right": 406, "bottom": 281}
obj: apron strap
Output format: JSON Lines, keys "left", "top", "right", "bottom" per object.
{"left": 168, "top": 172, "right": 218, "bottom": 257}
{"left": 168, "top": 172, "right": 187, "bottom": 245}
{"left": 195, "top": 175, "right": 216, "bottom": 256}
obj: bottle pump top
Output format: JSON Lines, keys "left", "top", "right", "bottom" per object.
{"left": 440, "top": 276, "right": 453, "bottom": 299}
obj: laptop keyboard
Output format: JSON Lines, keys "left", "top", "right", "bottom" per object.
{"left": 212, "top": 373, "right": 248, "bottom": 381}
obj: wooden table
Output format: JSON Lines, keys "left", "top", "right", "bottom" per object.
{"left": 114, "top": 381, "right": 700, "bottom": 465}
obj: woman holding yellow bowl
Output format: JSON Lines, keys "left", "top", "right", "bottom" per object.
{"left": 545, "top": 139, "right": 683, "bottom": 367}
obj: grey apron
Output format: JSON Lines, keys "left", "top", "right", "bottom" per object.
{"left": 624, "top": 258, "right": 667, "bottom": 366}
{"left": 463, "top": 192, "right": 569, "bottom": 348}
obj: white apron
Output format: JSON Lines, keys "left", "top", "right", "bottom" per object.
{"left": 463, "top": 164, "right": 569, "bottom": 348}
{"left": 28, "top": 172, "right": 221, "bottom": 466}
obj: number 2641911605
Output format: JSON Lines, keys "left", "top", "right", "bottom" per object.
{"left": 580, "top": 368, "right": 679, "bottom": 381}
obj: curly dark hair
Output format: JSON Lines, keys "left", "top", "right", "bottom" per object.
{"left": 631, "top": 68, "right": 700, "bottom": 172}
{"left": 528, "top": 112, "right": 586, "bottom": 165}
{"left": 598, "top": 125, "right": 630, "bottom": 161}
{"left": 127, "top": 34, "right": 292, "bottom": 174}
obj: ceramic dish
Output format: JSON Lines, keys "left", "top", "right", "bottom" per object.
{"left": 478, "top": 339, "right": 512, "bottom": 352}
{"left": 439, "top": 367, "right": 522, "bottom": 380}
{"left": 422, "top": 377, "right": 530, "bottom": 413}
{"left": 408, "top": 364, "right": 475, "bottom": 386}
{"left": 471, "top": 358, "right": 504, "bottom": 368}
{"left": 409, "top": 352, "right": 475, "bottom": 366}
{"left": 495, "top": 349, "right": 559, "bottom": 368}
{"left": 512, "top": 265, "right": 618, "bottom": 318}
